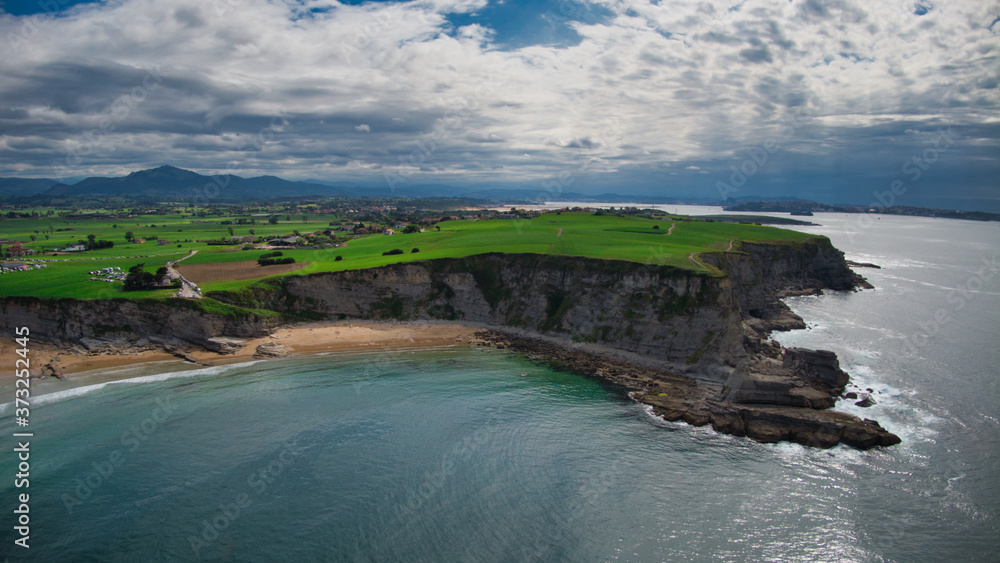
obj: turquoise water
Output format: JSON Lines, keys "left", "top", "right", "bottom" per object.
{"left": 1, "top": 214, "right": 998, "bottom": 561}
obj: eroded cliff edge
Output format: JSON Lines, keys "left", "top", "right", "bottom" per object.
{"left": 0, "top": 236, "right": 899, "bottom": 449}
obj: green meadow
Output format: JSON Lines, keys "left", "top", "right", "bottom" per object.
{"left": 0, "top": 211, "right": 813, "bottom": 299}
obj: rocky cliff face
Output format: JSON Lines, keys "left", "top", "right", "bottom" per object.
{"left": 702, "top": 238, "right": 869, "bottom": 332}
{"left": 209, "top": 240, "right": 862, "bottom": 377}
{"left": 216, "top": 254, "right": 743, "bottom": 372}
{"left": 0, "top": 296, "right": 279, "bottom": 354}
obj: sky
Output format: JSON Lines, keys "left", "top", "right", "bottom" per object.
{"left": 0, "top": 0, "right": 998, "bottom": 209}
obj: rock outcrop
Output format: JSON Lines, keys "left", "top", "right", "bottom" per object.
{"left": 254, "top": 341, "right": 288, "bottom": 358}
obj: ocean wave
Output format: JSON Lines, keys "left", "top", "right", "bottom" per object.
{"left": 0, "top": 361, "right": 262, "bottom": 414}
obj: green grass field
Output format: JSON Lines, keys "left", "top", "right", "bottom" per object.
{"left": 0, "top": 211, "right": 813, "bottom": 299}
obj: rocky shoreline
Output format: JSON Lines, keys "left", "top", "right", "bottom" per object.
{"left": 474, "top": 329, "right": 900, "bottom": 449}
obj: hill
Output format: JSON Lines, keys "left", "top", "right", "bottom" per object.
{"left": 44, "top": 165, "right": 337, "bottom": 200}
{"left": 0, "top": 177, "right": 62, "bottom": 196}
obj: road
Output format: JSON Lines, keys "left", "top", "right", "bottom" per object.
{"left": 165, "top": 250, "right": 201, "bottom": 299}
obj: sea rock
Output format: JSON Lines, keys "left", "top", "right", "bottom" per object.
{"left": 783, "top": 348, "right": 849, "bottom": 390}
{"left": 681, "top": 409, "right": 712, "bottom": 427}
{"left": 855, "top": 396, "right": 876, "bottom": 408}
{"left": 709, "top": 412, "right": 746, "bottom": 436}
{"left": 41, "top": 361, "right": 66, "bottom": 380}
{"left": 745, "top": 419, "right": 787, "bottom": 443}
{"left": 846, "top": 260, "right": 881, "bottom": 269}
{"left": 204, "top": 337, "right": 246, "bottom": 355}
{"left": 164, "top": 345, "right": 200, "bottom": 363}
{"left": 254, "top": 341, "right": 289, "bottom": 358}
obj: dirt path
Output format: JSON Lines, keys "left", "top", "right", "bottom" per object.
{"left": 687, "top": 251, "right": 705, "bottom": 269}
{"left": 175, "top": 249, "right": 198, "bottom": 263}
{"left": 556, "top": 228, "right": 563, "bottom": 237}
{"left": 726, "top": 239, "right": 734, "bottom": 252}
{"left": 666, "top": 222, "right": 675, "bottom": 235}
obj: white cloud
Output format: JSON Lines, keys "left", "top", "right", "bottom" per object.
{"left": 0, "top": 0, "right": 994, "bottom": 195}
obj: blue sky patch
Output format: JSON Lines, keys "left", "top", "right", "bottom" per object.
{"left": 446, "top": 0, "right": 615, "bottom": 49}
{"left": 0, "top": 0, "right": 101, "bottom": 16}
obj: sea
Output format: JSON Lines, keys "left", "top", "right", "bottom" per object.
{"left": 1, "top": 206, "right": 997, "bottom": 562}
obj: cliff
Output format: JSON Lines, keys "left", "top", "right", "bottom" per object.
{"left": 0, "top": 296, "right": 281, "bottom": 356}
{"left": 0, "top": 236, "right": 899, "bottom": 449}
{"left": 212, "top": 253, "right": 742, "bottom": 372}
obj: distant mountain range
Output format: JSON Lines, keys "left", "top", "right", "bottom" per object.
{"left": 0, "top": 167, "right": 992, "bottom": 219}
{"left": 0, "top": 177, "right": 62, "bottom": 196}
{"left": 37, "top": 165, "right": 336, "bottom": 200}
{"left": 0, "top": 165, "right": 712, "bottom": 203}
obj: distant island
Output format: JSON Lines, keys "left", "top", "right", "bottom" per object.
{"left": 724, "top": 200, "right": 1000, "bottom": 222}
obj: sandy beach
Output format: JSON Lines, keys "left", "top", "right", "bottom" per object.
{"left": 0, "top": 321, "right": 482, "bottom": 389}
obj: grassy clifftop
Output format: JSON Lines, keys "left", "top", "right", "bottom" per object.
{"left": 1, "top": 212, "right": 815, "bottom": 299}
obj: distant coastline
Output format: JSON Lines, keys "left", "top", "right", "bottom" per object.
{"left": 722, "top": 200, "right": 1000, "bottom": 222}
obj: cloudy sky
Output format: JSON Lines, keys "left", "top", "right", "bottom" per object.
{"left": 1, "top": 0, "right": 998, "bottom": 209}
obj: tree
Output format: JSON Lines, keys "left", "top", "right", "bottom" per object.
{"left": 403, "top": 224, "right": 421, "bottom": 234}
{"left": 123, "top": 263, "right": 167, "bottom": 291}
{"left": 29, "top": 235, "right": 36, "bottom": 242}
{"left": 268, "top": 215, "right": 279, "bottom": 225}
{"left": 228, "top": 226, "right": 235, "bottom": 236}
{"left": 125, "top": 231, "right": 135, "bottom": 243}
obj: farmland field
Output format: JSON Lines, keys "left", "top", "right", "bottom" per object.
{"left": 176, "top": 259, "right": 308, "bottom": 283}
{"left": 0, "top": 211, "right": 813, "bottom": 299}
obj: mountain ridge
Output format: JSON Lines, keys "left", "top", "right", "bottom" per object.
{"left": 41, "top": 165, "right": 337, "bottom": 200}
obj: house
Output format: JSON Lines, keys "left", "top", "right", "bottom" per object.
{"left": 157, "top": 239, "right": 170, "bottom": 245}
{"left": 135, "top": 238, "right": 146, "bottom": 244}
{"left": 268, "top": 235, "right": 299, "bottom": 246}
{"left": 9, "top": 242, "right": 28, "bottom": 257}
{"left": 230, "top": 235, "right": 256, "bottom": 244}
{"left": 62, "top": 243, "right": 86, "bottom": 252}
{"left": 384, "top": 228, "right": 395, "bottom": 235}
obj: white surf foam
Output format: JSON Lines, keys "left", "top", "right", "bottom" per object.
{"left": 0, "top": 361, "right": 262, "bottom": 414}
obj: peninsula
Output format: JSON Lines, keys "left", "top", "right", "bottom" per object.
{"left": 0, "top": 210, "right": 899, "bottom": 449}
